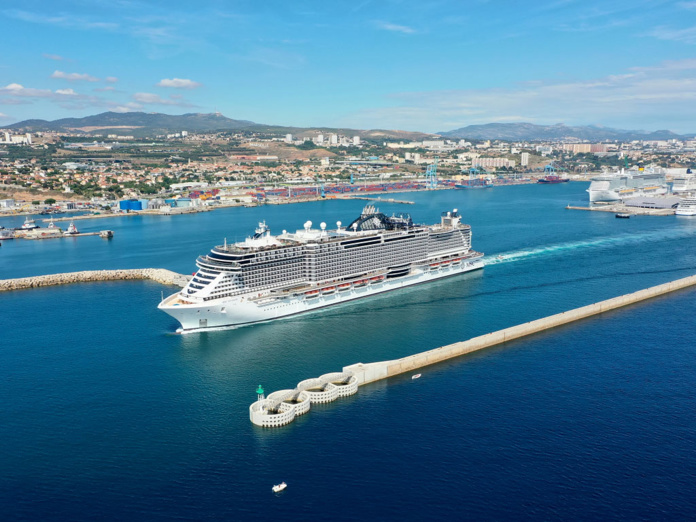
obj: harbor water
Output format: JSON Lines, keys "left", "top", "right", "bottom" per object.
{"left": 1, "top": 184, "right": 696, "bottom": 520}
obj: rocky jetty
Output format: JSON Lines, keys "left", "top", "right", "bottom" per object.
{"left": 0, "top": 269, "right": 190, "bottom": 292}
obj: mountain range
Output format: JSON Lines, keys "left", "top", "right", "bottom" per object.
{"left": 3, "top": 112, "right": 693, "bottom": 141}
{"left": 439, "top": 122, "right": 692, "bottom": 141}
{"left": 2, "top": 111, "right": 431, "bottom": 141}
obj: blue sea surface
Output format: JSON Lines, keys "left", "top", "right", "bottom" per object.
{"left": 1, "top": 184, "right": 695, "bottom": 520}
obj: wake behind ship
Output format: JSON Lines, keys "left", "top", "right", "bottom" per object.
{"left": 159, "top": 206, "right": 484, "bottom": 332}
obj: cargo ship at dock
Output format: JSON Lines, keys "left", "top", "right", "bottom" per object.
{"left": 159, "top": 206, "right": 484, "bottom": 332}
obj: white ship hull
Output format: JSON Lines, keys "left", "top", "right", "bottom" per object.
{"left": 675, "top": 197, "right": 696, "bottom": 216}
{"left": 588, "top": 169, "right": 668, "bottom": 203}
{"left": 160, "top": 257, "right": 484, "bottom": 332}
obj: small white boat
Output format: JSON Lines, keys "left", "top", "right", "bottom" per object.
{"left": 272, "top": 482, "right": 287, "bottom": 493}
{"left": 497, "top": 255, "right": 504, "bottom": 260}
{"left": 411, "top": 374, "right": 421, "bottom": 380}
{"left": 64, "top": 221, "right": 79, "bottom": 235}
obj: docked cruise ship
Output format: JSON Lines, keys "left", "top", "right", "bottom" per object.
{"left": 159, "top": 206, "right": 484, "bottom": 332}
{"left": 587, "top": 168, "right": 668, "bottom": 203}
{"left": 672, "top": 171, "right": 696, "bottom": 194}
{"left": 676, "top": 197, "right": 696, "bottom": 216}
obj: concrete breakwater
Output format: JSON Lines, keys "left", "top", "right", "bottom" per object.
{"left": 0, "top": 268, "right": 190, "bottom": 292}
{"left": 251, "top": 273, "right": 696, "bottom": 427}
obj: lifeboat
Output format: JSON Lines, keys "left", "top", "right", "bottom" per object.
{"left": 429, "top": 262, "right": 440, "bottom": 270}
{"left": 321, "top": 286, "right": 336, "bottom": 295}
{"left": 451, "top": 258, "right": 462, "bottom": 266}
{"left": 338, "top": 283, "right": 352, "bottom": 292}
{"left": 369, "top": 276, "right": 384, "bottom": 284}
{"left": 353, "top": 280, "right": 367, "bottom": 287}
{"left": 305, "top": 289, "right": 320, "bottom": 299}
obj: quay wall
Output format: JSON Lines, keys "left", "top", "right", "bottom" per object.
{"left": 345, "top": 274, "right": 696, "bottom": 385}
{"left": 0, "top": 268, "right": 190, "bottom": 292}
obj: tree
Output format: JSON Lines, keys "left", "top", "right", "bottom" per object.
{"left": 44, "top": 198, "right": 56, "bottom": 205}
{"left": 32, "top": 200, "right": 40, "bottom": 205}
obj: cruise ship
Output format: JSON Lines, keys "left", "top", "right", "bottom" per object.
{"left": 676, "top": 197, "right": 696, "bottom": 216}
{"left": 672, "top": 171, "right": 696, "bottom": 194}
{"left": 159, "top": 206, "right": 484, "bottom": 332}
{"left": 587, "top": 168, "right": 668, "bottom": 203}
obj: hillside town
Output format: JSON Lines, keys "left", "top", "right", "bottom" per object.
{"left": 1, "top": 126, "right": 695, "bottom": 214}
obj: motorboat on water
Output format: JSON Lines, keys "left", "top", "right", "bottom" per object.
{"left": 272, "top": 482, "right": 287, "bottom": 493}
{"left": 615, "top": 213, "right": 631, "bottom": 219}
{"left": 411, "top": 374, "right": 421, "bottom": 380}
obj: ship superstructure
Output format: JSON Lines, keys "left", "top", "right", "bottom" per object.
{"left": 676, "top": 197, "right": 696, "bottom": 216}
{"left": 587, "top": 168, "right": 668, "bottom": 203}
{"left": 672, "top": 172, "right": 696, "bottom": 194}
{"left": 159, "top": 206, "right": 484, "bottom": 332}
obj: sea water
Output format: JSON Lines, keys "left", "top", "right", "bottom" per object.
{"left": 1, "top": 184, "right": 695, "bottom": 520}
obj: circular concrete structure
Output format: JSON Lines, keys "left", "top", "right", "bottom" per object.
{"left": 297, "top": 379, "right": 339, "bottom": 403}
{"left": 249, "top": 399, "right": 295, "bottom": 427}
{"left": 267, "top": 389, "right": 311, "bottom": 416}
{"left": 320, "top": 372, "right": 358, "bottom": 397}
{"left": 250, "top": 371, "right": 356, "bottom": 427}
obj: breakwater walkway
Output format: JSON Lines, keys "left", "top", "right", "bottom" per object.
{"left": 251, "top": 273, "right": 696, "bottom": 427}
{"left": 0, "top": 268, "right": 190, "bottom": 292}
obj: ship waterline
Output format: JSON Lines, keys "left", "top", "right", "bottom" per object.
{"left": 159, "top": 207, "right": 483, "bottom": 332}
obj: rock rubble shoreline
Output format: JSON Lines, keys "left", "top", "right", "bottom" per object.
{"left": 0, "top": 269, "right": 190, "bottom": 292}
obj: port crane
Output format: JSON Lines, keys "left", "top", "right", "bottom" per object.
{"left": 425, "top": 158, "right": 438, "bottom": 189}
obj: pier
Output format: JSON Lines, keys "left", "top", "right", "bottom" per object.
{"left": 346, "top": 196, "right": 415, "bottom": 205}
{"left": 566, "top": 205, "right": 674, "bottom": 216}
{"left": 0, "top": 268, "right": 190, "bottom": 292}
{"left": 251, "top": 273, "right": 696, "bottom": 427}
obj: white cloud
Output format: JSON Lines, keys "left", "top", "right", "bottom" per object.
{"left": 650, "top": 25, "right": 696, "bottom": 45}
{"left": 105, "top": 76, "right": 118, "bottom": 83}
{"left": 132, "top": 92, "right": 195, "bottom": 106}
{"left": 338, "top": 58, "right": 696, "bottom": 133}
{"left": 51, "top": 70, "right": 99, "bottom": 82}
{"left": 55, "top": 88, "right": 78, "bottom": 96}
{"left": 94, "top": 86, "right": 116, "bottom": 92}
{"left": 157, "top": 78, "right": 202, "bottom": 89}
{"left": 43, "top": 53, "right": 65, "bottom": 61}
{"left": 0, "top": 112, "right": 9, "bottom": 119}
{"left": 4, "top": 9, "right": 119, "bottom": 30}
{"left": 110, "top": 102, "right": 144, "bottom": 113}
{"left": 374, "top": 21, "right": 416, "bottom": 34}
{"left": 1, "top": 83, "right": 54, "bottom": 97}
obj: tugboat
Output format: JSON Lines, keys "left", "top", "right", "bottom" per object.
{"left": 63, "top": 221, "right": 79, "bottom": 235}
{"left": 20, "top": 217, "right": 40, "bottom": 230}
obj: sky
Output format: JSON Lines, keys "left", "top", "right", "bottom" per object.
{"left": 1, "top": 0, "right": 696, "bottom": 133}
